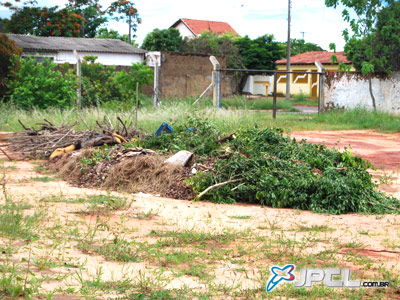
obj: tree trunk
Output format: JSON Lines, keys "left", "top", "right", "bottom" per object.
{"left": 237, "top": 74, "right": 249, "bottom": 94}
{"left": 368, "top": 75, "right": 376, "bottom": 110}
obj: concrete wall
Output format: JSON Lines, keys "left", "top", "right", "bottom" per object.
{"left": 324, "top": 72, "right": 400, "bottom": 114}
{"left": 157, "top": 52, "right": 232, "bottom": 98}
{"left": 23, "top": 50, "right": 144, "bottom": 66}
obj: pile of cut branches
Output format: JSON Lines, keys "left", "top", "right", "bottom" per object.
{"left": 139, "top": 118, "right": 399, "bottom": 214}
{"left": 186, "top": 127, "right": 400, "bottom": 215}
{"left": 7, "top": 116, "right": 140, "bottom": 159}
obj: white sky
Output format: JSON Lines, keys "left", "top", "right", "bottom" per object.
{"left": 0, "top": 0, "right": 352, "bottom": 50}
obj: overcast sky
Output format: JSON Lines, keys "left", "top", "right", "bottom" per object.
{"left": 0, "top": 0, "right": 351, "bottom": 50}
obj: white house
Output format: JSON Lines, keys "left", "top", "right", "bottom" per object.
{"left": 6, "top": 34, "right": 146, "bottom": 66}
{"left": 170, "top": 18, "right": 238, "bottom": 39}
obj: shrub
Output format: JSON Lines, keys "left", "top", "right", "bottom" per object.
{"left": 7, "top": 56, "right": 76, "bottom": 109}
{"left": 114, "top": 62, "right": 153, "bottom": 101}
{"left": 81, "top": 55, "right": 123, "bottom": 107}
{"left": 0, "top": 34, "right": 22, "bottom": 100}
{"left": 293, "top": 91, "right": 309, "bottom": 102}
{"left": 81, "top": 56, "right": 153, "bottom": 107}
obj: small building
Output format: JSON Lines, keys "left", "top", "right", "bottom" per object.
{"left": 276, "top": 51, "right": 353, "bottom": 98}
{"left": 170, "top": 18, "right": 238, "bottom": 39}
{"left": 242, "top": 75, "right": 273, "bottom": 96}
{"left": 6, "top": 34, "right": 146, "bottom": 66}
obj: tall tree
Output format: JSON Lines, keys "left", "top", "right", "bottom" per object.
{"left": 234, "top": 34, "right": 283, "bottom": 93}
{"left": 142, "top": 28, "right": 183, "bottom": 52}
{"left": 325, "top": 0, "right": 395, "bottom": 109}
{"left": 235, "top": 34, "right": 283, "bottom": 70}
{"left": 66, "top": 0, "right": 107, "bottom": 38}
{"left": 5, "top": 6, "right": 88, "bottom": 37}
{"left": 107, "top": 1, "right": 140, "bottom": 43}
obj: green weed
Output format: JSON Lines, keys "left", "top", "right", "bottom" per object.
{"left": 228, "top": 215, "right": 251, "bottom": 220}
{"left": 30, "top": 176, "right": 55, "bottom": 182}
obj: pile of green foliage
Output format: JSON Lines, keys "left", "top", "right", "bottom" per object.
{"left": 140, "top": 116, "right": 221, "bottom": 156}
{"left": 142, "top": 117, "right": 399, "bottom": 214}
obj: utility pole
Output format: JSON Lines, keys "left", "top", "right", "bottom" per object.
{"left": 286, "top": 0, "right": 291, "bottom": 100}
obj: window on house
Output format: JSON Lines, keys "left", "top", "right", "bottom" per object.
{"left": 292, "top": 70, "right": 309, "bottom": 84}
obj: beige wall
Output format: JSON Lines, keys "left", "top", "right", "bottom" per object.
{"left": 156, "top": 52, "right": 232, "bottom": 99}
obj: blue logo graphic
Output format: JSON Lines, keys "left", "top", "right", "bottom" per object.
{"left": 266, "top": 264, "right": 296, "bottom": 292}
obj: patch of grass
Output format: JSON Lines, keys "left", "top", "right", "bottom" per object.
{"left": 0, "top": 188, "right": 44, "bottom": 240}
{"left": 0, "top": 165, "right": 16, "bottom": 170}
{"left": 228, "top": 215, "right": 251, "bottom": 220}
{"left": 39, "top": 194, "right": 86, "bottom": 204}
{"left": 134, "top": 209, "right": 158, "bottom": 220}
{"left": 78, "top": 194, "right": 132, "bottom": 215}
{"left": 296, "top": 224, "right": 335, "bottom": 233}
{"left": 178, "top": 263, "right": 210, "bottom": 280}
{"left": 87, "top": 194, "right": 132, "bottom": 210}
{"left": 150, "top": 229, "right": 243, "bottom": 248}
{"left": 97, "top": 238, "right": 140, "bottom": 262}
{"left": 30, "top": 176, "right": 55, "bottom": 182}
{"left": 3, "top": 99, "right": 400, "bottom": 134}
{"left": 342, "top": 241, "right": 364, "bottom": 249}
{"left": 311, "top": 108, "right": 400, "bottom": 133}
{"left": 221, "top": 96, "right": 297, "bottom": 111}
{"left": 358, "top": 230, "right": 369, "bottom": 235}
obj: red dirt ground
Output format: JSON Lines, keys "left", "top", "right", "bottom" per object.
{"left": 291, "top": 130, "right": 400, "bottom": 170}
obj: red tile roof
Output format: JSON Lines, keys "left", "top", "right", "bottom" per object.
{"left": 276, "top": 51, "right": 351, "bottom": 65}
{"left": 172, "top": 18, "right": 238, "bottom": 36}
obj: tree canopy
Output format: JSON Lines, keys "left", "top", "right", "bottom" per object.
{"left": 325, "top": 0, "right": 395, "bottom": 75}
{"left": 95, "top": 27, "right": 136, "bottom": 45}
{"left": 141, "top": 28, "right": 183, "bottom": 52}
{"left": 0, "top": 33, "right": 21, "bottom": 98}
{"left": 325, "top": 0, "right": 397, "bottom": 109}
{"left": 235, "top": 34, "right": 283, "bottom": 70}
{"left": 182, "top": 32, "right": 244, "bottom": 69}
{"left": 1, "top": 0, "right": 140, "bottom": 39}
{"left": 279, "top": 38, "right": 324, "bottom": 58}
